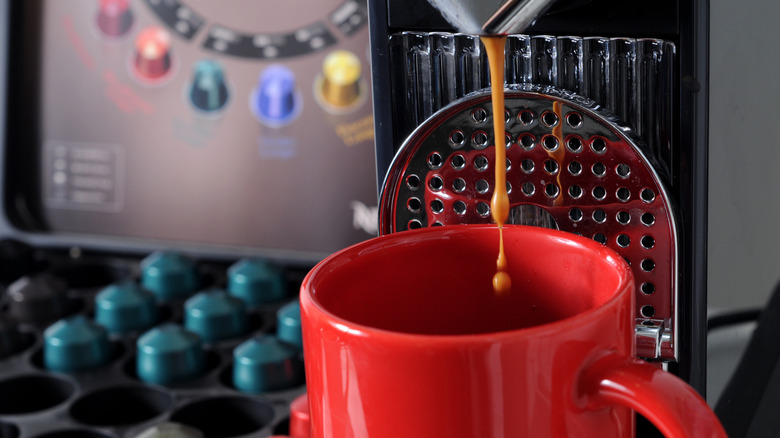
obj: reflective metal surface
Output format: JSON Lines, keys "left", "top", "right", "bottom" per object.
{"left": 426, "top": 0, "right": 556, "bottom": 35}
{"left": 379, "top": 84, "right": 679, "bottom": 360}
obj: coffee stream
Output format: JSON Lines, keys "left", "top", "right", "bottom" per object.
{"left": 483, "top": 36, "right": 511, "bottom": 295}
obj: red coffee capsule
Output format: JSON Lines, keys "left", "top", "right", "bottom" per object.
{"left": 289, "top": 393, "right": 310, "bottom": 438}
{"left": 133, "top": 27, "right": 172, "bottom": 80}
{"left": 97, "top": 0, "right": 133, "bottom": 37}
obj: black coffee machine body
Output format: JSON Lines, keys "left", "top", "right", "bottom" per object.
{"left": 368, "top": 0, "right": 709, "bottom": 393}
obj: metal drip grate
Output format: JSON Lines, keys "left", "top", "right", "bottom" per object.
{"left": 379, "top": 85, "right": 677, "bottom": 360}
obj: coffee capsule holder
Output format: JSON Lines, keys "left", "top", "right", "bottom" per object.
{"left": 0, "top": 0, "right": 381, "bottom": 435}
{"left": 0, "top": 250, "right": 307, "bottom": 438}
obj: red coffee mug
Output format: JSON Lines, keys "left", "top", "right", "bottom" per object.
{"left": 300, "top": 225, "right": 726, "bottom": 437}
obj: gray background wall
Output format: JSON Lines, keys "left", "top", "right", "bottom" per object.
{"left": 708, "top": 0, "right": 780, "bottom": 312}
{"left": 706, "top": 0, "right": 780, "bottom": 403}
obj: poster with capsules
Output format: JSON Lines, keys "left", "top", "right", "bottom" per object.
{"left": 31, "top": 0, "right": 377, "bottom": 259}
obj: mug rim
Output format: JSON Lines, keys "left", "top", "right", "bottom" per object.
{"left": 301, "top": 224, "right": 634, "bottom": 343}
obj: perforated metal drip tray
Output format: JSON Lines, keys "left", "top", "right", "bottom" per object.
{"left": 379, "top": 84, "right": 677, "bottom": 360}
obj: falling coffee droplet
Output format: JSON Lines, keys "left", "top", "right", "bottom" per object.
{"left": 493, "top": 271, "right": 511, "bottom": 294}
{"left": 493, "top": 227, "right": 511, "bottom": 294}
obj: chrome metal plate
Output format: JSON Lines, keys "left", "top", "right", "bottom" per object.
{"left": 379, "top": 84, "right": 677, "bottom": 360}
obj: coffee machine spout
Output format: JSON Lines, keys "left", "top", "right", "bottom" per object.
{"left": 426, "top": 0, "right": 557, "bottom": 35}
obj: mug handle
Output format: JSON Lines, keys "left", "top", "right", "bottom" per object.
{"left": 581, "top": 355, "right": 727, "bottom": 437}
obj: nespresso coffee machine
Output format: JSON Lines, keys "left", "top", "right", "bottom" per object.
{"left": 368, "top": 0, "right": 709, "bottom": 393}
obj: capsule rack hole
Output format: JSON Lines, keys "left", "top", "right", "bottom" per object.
{"left": 53, "top": 261, "right": 133, "bottom": 291}
{"left": 641, "top": 283, "right": 656, "bottom": 294}
{"left": 592, "top": 209, "right": 607, "bottom": 223}
{"left": 641, "top": 212, "right": 655, "bottom": 226}
{"left": 641, "top": 235, "right": 655, "bottom": 249}
{"left": 641, "top": 306, "right": 656, "bottom": 318}
{"left": 407, "top": 219, "right": 422, "bottom": 230}
{"left": 522, "top": 182, "right": 535, "bottom": 196}
{"left": 592, "top": 186, "right": 606, "bottom": 201}
{"left": 475, "top": 179, "right": 490, "bottom": 194}
{"left": 569, "top": 208, "right": 583, "bottom": 222}
{"left": 476, "top": 202, "right": 490, "bottom": 217}
{"left": 641, "top": 259, "right": 656, "bottom": 272}
{"left": 568, "top": 161, "right": 582, "bottom": 175}
{"left": 617, "top": 234, "right": 631, "bottom": 248}
{"left": 69, "top": 386, "right": 173, "bottom": 427}
{"left": 0, "top": 375, "right": 75, "bottom": 415}
{"left": 0, "top": 330, "right": 35, "bottom": 360}
{"left": 617, "top": 164, "right": 631, "bottom": 178}
{"left": 169, "top": 397, "right": 275, "bottom": 438}
{"left": 568, "top": 185, "right": 582, "bottom": 199}
{"left": 593, "top": 233, "right": 607, "bottom": 244}
{"left": 616, "top": 211, "right": 631, "bottom": 225}
{"left": 453, "top": 201, "right": 467, "bottom": 215}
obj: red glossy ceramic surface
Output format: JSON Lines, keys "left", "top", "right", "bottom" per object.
{"left": 289, "top": 393, "right": 311, "bottom": 438}
{"left": 300, "top": 225, "right": 725, "bottom": 437}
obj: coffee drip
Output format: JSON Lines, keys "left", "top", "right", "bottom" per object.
{"left": 423, "top": 0, "right": 557, "bottom": 294}
{"left": 483, "top": 36, "right": 511, "bottom": 295}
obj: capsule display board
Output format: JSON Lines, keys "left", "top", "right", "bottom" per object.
{"left": 6, "top": 0, "right": 378, "bottom": 260}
